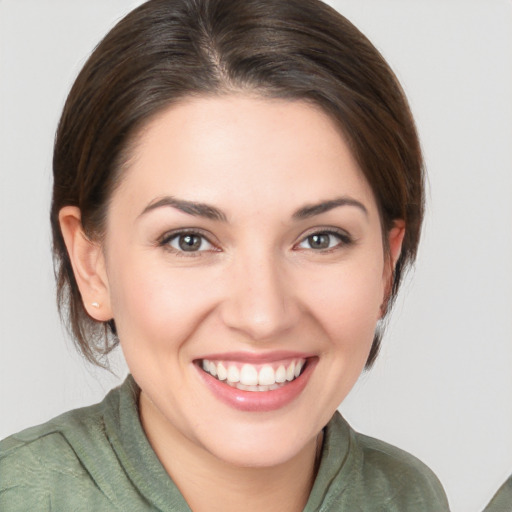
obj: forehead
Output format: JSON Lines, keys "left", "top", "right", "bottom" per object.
{"left": 113, "top": 95, "right": 378, "bottom": 219}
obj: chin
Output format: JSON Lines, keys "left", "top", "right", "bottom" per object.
{"left": 189, "top": 409, "right": 326, "bottom": 469}
{"left": 204, "top": 431, "right": 315, "bottom": 469}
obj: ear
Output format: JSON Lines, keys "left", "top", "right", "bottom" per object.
{"left": 387, "top": 219, "right": 405, "bottom": 270}
{"left": 59, "top": 206, "right": 113, "bottom": 321}
{"left": 380, "top": 219, "right": 406, "bottom": 317}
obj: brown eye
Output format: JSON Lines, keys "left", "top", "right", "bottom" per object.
{"left": 179, "top": 234, "right": 202, "bottom": 251}
{"left": 297, "top": 230, "right": 352, "bottom": 251}
{"left": 307, "top": 233, "right": 331, "bottom": 249}
{"left": 162, "top": 232, "right": 214, "bottom": 253}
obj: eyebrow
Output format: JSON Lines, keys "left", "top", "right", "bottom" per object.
{"left": 138, "top": 195, "right": 367, "bottom": 222}
{"left": 139, "top": 196, "right": 227, "bottom": 222}
{"left": 292, "top": 197, "right": 368, "bottom": 219}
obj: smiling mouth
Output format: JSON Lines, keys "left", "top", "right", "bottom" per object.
{"left": 199, "top": 358, "right": 307, "bottom": 392}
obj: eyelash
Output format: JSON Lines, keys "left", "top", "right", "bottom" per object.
{"left": 158, "top": 229, "right": 218, "bottom": 257}
{"left": 158, "top": 227, "right": 353, "bottom": 256}
{"left": 294, "top": 228, "right": 353, "bottom": 253}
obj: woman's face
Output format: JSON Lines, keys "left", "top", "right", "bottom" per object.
{"left": 100, "top": 95, "right": 399, "bottom": 467}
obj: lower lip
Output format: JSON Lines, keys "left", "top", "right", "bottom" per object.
{"left": 196, "top": 358, "right": 317, "bottom": 412}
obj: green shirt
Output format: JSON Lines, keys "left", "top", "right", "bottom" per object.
{"left": 0, "top": 376, "right": 449, "bottom": 511}
{"left": 483, "top": 475, "right": 512, "bottom": 512}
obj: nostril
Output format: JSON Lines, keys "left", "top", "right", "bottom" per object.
{"left": 219, "top": 293, "right": 298, "bottom": 341}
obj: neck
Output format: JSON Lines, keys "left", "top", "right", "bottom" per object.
{"left": 139, "top": 392, "right": 323, "bottom": 512}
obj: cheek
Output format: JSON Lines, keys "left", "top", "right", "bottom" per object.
{"left": 106, "top": 254, "right": 217, "bottom": 356}
{"left": 302, "top": 258, "right": 385, "bottom": 347}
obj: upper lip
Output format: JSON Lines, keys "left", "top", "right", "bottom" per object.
{"left": 194, "top": 350, "right": 315, "bottom": 364}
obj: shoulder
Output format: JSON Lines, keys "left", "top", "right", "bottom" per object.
{"left": 355, "top": 430, "right": 449, "bottom": 507}
{"left": 0, "top": 397, "right": 118, "bottom": 511}
{"left": 0, "top": 395, "right": 107, "bottom": 459}
{"left": 483, "top": 473, "right": 512, "bottom": 512}
{"left": 319, "top": 413, "right": 450, "bottom": 511}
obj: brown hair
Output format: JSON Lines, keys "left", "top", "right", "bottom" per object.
{"left": 51, "top": 0, "right": 424, "bottom": 367}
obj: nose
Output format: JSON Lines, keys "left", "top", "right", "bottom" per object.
{"left": 219, "top": 252, "right": 300, "bottom": 341}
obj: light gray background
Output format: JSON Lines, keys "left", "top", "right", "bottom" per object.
{"left": 1, "top": 1, "right": 511, "bottom": 511}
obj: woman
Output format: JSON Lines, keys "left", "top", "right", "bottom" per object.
{"left": 0, "top": 0, "right": 449, "bottom": 510}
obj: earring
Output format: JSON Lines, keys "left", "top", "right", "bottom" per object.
{"left": 91, "top": 302, "right": 100, "bottom": 309}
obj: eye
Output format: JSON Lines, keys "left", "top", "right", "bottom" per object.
{"left": 297, "top": 230, "right": 351, "bottom": 251}
{"left": 161, "top": 231, "right": 215, "bottom": 253}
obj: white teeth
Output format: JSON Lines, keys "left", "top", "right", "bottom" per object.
{"left": 275, "top": 365, "right": 286, "bottom": 383}
{"left": 258, "top": 365, "right": 275, "bottom": 386}
{"left": 201, "top": 358, "right": 307, "bottom": 390}
{"left": 286, "top": 362, "right": 296, "bottom": 381}
{"left": 294, "top": 360, "right": 304, "bottom": 378}
{"left": 227, "top": 365, "right": 240, "bottom": 383}
{"left": 240, "top": 364, "right": 259, "bottom": 386}
{"left": 217, "top": 362, "right": 227, "bottom": 381}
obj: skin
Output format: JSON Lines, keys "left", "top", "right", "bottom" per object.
{"left": 60, "top": 95, "right": 404, "bottom": 512}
